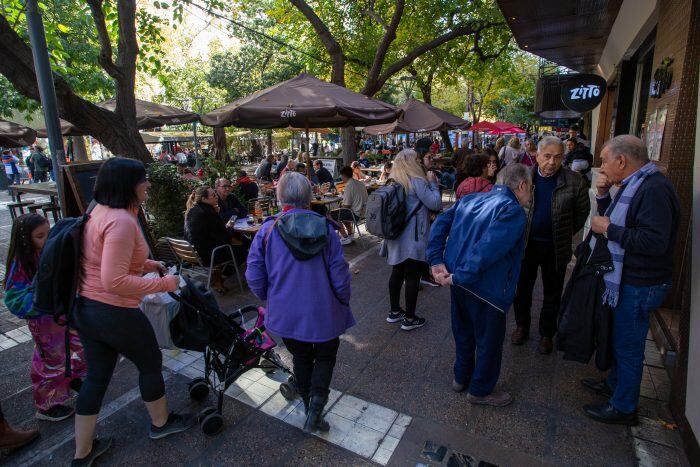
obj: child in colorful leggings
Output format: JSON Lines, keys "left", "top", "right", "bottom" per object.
{"left": 3, "top": 213, "right": 86, "bottom": 421}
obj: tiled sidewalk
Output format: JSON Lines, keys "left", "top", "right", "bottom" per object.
{"left": 162, "top": 348, "right": 411, "bottom": 465}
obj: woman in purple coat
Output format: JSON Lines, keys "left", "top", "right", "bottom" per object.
{"left": 245, "top": 172, "right": 355, "bottom": 434}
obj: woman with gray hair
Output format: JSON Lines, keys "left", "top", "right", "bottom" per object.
{"left": 245, "top": 172, "right": 355, "bottom": 434}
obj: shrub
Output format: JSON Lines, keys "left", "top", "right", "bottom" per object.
{"left": 146, "top": 162, "right": 200, "bottom": 239}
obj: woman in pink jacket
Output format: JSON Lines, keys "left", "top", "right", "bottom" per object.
{"left": 456, "top": 154, "right": 494, "bottom": 200}
{"left": 72, "top": 158, "right": 194, "bottom": 466}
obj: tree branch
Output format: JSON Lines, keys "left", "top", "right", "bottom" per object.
{"left": 367, "top": 21, "right": 505, "bottom": 96}
{"left": 288, "top": 0, "right": 345, "bottom": 85}
{"left": 361, "top": 4, "right": 388, "bottom": 30}
{"left": 86, "top": 0, "right": 121, "bottom": 79}
{"left": 472, "top": 31, "right": 510, "bottom": 61}
{"left": 361, "top": 0, "right": 404, "bottom": 95}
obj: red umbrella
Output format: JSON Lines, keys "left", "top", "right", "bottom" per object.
{"left": 491, "top": 126, "right": 527, "bottom": 135}
{"left": 468, "top": 121, "right": 499, "bottom": 132}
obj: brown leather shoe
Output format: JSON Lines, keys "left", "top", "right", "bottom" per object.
{"left": 467, "top": 391, "right": 513, "bottom": 407}
{"left": 538, "top": 337, "right": 554, "bottom": 355}
{"left": 511, "top": 327, "right": 528, "bottom": 345}
{"left": 0, "top": 420, "right": 39, "bottom": 450}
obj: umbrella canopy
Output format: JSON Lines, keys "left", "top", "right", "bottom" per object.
{"left": 467, "top": 121, "right": 500, "bottom": 132}
{"left": 0, "top": 119, "right": 37, "bottom": 148}
{"left": 362, "top": 99, "right": 469, "bottom": 135}
{"left": 36, "top": 99, "right": 200, "bottom": 137}
{"left": 200, "top": 73, "right": 399, "bottom": 129}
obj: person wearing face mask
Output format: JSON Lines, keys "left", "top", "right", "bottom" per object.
{"left": 511, "top": 136, "right": 590, "bottom": 354}
{"left": 427, "top": 164, "right": 533, "bottom": 407}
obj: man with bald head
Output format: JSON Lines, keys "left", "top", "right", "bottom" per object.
{"left": 581, "top": 135, "right": 679, "bottom": 425}
{"left": 511, "top": 136, "right": 590, "bottom": 354}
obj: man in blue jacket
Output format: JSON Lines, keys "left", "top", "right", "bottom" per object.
{"left": 427, "top": 164, "right": 532, "bottom": 407}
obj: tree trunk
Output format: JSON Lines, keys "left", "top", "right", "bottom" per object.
{"left": 73, "top": 136, "right": 89, "bottom": 161}
{"left": 266, "top": 129, "right": 273, "bottom": 156}
{"left": 440, "top": 130, "right": 453, "bottom": 152}
{"left": 213, "top": 127, "right": 227, "bottom": 160}
{"left": 341, "top": 128, "right": 356, "bottom": 166}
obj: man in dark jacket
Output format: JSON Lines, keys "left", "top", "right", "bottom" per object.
{"left": 313, "top": 160, "right": 335, "bottom": 189}
{"left": 235, "top": 170, "right": 259, "bottom": 203}
{"left": 215, "top": 178, "right": 248, "bottom": 222}
{"left": 255, "top": 155, "right": 274, "bottom": 181}
{"left": 512, "top": 136, "right": 590, "bottom": 354}
{"left": 582, "top": 135, "right": 679, "bottom": 426}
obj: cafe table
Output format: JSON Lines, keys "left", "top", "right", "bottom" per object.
{"left": 311, "top": 195, "right": 343, "bottom": 210}
{"left": 231, "top": 218, "right": 263, "bottom": 235}
{"left": 10, "top": 181, "right": 59, "bottom": 203}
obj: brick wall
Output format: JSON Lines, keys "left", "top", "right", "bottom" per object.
{"left": 645, "top": 0, "right": 700, "bottom": 461}
{"left": 645, "top": 0, "right": 698, "bottom": 310}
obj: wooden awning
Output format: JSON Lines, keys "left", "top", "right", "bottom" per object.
{"left": 496, "top": 0, "right": 623, "bottom": 72}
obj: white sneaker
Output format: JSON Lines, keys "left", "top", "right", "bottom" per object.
{"left": 340, "top": 236, "right": 353, "bottom": 245}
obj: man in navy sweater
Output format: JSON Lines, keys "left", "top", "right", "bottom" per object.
{"left": 582, "top": 135, "right": 679, "bottom": 425}
{"left": 512, "top": 136, "right": 590, "bottom": 354}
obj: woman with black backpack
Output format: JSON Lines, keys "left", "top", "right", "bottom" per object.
{"left": 381, "top": 149, "right": 442, "bottom": 331}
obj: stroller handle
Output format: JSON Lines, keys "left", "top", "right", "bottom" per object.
{"left": 245, "top": 325, "right": 266, "bottom": 343}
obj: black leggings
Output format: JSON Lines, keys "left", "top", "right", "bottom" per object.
{"left": 389, "top": 258, "right": 425, "bottom": 318}
{"left": 282, "top": 337, "right": 339, "bottom": 399}
{"left": 73, "top": 298, "right": 165, "bottom": 416}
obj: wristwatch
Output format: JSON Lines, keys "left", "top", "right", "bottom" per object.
{"left": 603, "top": 228, "right": 608, "bottom": 239}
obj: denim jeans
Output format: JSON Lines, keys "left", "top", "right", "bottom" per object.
{"left": 451, "top": 286, "right": 506, "bottom": 397}
{"left": 607, "top": 282, "right": 671, "bottom": 413}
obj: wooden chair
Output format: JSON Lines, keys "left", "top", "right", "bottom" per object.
{"left": 41, "top": 204, "right": 61, "bottom": 224}
{"left": 7, "top": 201, "right": 35, "bottom": 220}
{"left": 164, "top": 238, "right": 244, "bottom": 292}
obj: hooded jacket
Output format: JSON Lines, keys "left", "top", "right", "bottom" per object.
{"left": 245, "top": 209, "right": 355, "bottom": 342}
{"left": 427, "top": 185, "right": 526, "bottom": 312}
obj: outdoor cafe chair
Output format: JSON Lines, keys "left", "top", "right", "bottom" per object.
{"left": 164, "top": 237, "right": 244, "bottom": 293}
{"left": 329, "top": 206, "right": 366, "bottom": 248}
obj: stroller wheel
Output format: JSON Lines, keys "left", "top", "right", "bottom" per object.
{"left": 280, "top": 382, "right": 297, "bottom": 401}
{"left": 198, "top": 406, "right": 217, "bottom": 421}
{"left": 201, "top": 412, "right": 224, "bottom": 436}
{"left": 189, "top": 381, "right": 210, "bottom": 401}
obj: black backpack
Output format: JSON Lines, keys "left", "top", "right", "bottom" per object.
{"left": 365, "top": 182, "right": 422, "bottom": 240}
{"left": 32, "top": 212, "right": 91, "bottom": 376}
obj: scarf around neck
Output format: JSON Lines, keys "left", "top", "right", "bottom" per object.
{"left": 590, "top": 162, "right": 659, "bottom": 307}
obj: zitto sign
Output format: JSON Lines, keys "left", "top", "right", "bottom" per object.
{"left": 560, "top": 74, "right": 607, "bottom": 113}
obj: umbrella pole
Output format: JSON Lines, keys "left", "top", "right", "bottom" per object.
{"left": 305, "top": 124, "right": 311, "bottom": 180}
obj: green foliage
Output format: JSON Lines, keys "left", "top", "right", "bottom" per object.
{"left": 1, "top": 0, "right": 169, "bottom": 111}
{"left": 146, "top": 162, "right": 199, "bottom": 239}
{"left": 206, "top": 44, "right": 304, "bottom": 101}
{"left": 199, "top": 155, "right": 240, "bottom": 186}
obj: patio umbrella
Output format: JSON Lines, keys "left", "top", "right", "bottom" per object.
{"left": 0, "top": 119, "right": 37, "bottom": 148}
{"left": 36, "top": 99, "right": 200, "bottom": 137}
{"left": 467, "top": 121, "right": 500, "bottom": 132}
{"left": 362, "top": 98, "right": 469, "bottom": 135}
{"left": 200, "top": 73, "right": 399, "bottom": 129}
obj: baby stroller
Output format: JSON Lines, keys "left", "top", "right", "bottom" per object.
{"left": 170, "top": 276, "right": 297, "bottom": 435}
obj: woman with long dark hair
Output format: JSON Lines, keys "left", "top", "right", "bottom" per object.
{"left": 4, "top": 213, "right": 87, "bottom": 422}
{"left": 72, "top": 157, "right": 192, "bottom": 466}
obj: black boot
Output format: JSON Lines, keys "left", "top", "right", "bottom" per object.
{"left": 303, "top": 395, "right": 329, "bottom": 433}
{"left": 300, "top": 393, "right": 310, "bottom": 415}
